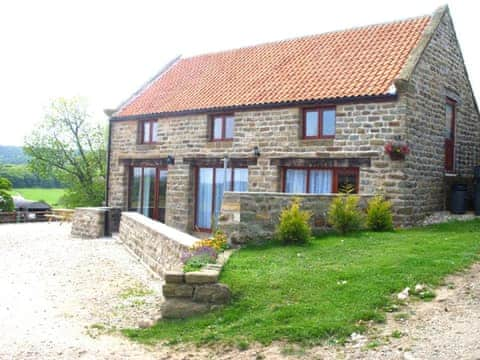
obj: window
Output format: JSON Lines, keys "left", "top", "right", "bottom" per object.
{"left": 140, "top": 119, "right": 158, "bottom": 144}
{"left": 303, "top": 107, "right": 336, "bottom": 138}
{"left": 196, "top": 167, "right": 248, "bottom": 230}
{"left": 211, "top": 114, "right": 234, "bottom": 141}
{"left": 283, "top": 168, "right": 358, "bottom": 194}
{"left": 445, "top": 98, "right": 456, "bottom": 172}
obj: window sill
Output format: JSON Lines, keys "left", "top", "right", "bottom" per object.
{"left": 136, "top": 143, "right": 158, "bottom": 150}
{"left": 206, "top": 140, "right": 233, "bottom": 148}
{"left": 300, "top": 138, "right": 334, "bottom": 146}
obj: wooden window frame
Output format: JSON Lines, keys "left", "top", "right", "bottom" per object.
{"left": 139, "top": 119, "right": 158, "bottom": 144}
{"left": 194, "top": 166, "right": 247, "bottom": 232}
{"left": 302, "top": 107, "right": 336, "bottom": 139}
{"left": 209, "top": 114, "right": 234, "bottom": 141}
{"left": 445, "top": 97, "right": 456, "bottom": 173}
{"left": 281, "top": 167, "right": 359, "bottom": 194}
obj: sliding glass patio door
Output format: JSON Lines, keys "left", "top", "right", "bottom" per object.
{"left": 195, "top": 167, "right": 248, "bottom": 231}
{"left": 128, "top": 166, "right": 167, "bottom": 222}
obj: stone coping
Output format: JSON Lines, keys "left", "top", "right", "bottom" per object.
{"left": 223, "top": 191, "right": 375, "bottom": 197}
{"left": 75, "top": 207, "right": 110, "bottom": 212}
{"left": 121, "top": 212, "right": 199, "bottom": 247}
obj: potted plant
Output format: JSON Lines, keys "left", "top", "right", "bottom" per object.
{"left": 385, "top": 142, "right": 410, "bottom": 160}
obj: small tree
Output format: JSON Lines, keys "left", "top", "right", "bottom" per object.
{"left": 24, "top": 97, "right": 106, "bottom": 207}
{"left": 276, "top": 198, "right": 312, "bottom": 244}
{"left": 0, "top": 177, "right": 14, "bottom": 212}
{"left": 0, "top": 177, "right": 12, "bottom": 191}
{"left": 327, "top": 195, "right": 364, "bottom": 234}
{"left": 366, "top": 195, "right": 394, "bottom": 231}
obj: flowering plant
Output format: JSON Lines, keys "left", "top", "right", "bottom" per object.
{"left": 181, "top": 246, "right": 217, "bottom": 264}
{"left": 181, "top": 231, "right": 228, "bottom": 272}
{"left": 192, "top": 230, "right": 228, "bottom": 251}
{"left": 384, "top": 142, "right": 410, "bottom": 158}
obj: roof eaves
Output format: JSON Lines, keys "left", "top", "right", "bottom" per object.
{"left": 110, "top": 94, "right": 398, "bottom": 121}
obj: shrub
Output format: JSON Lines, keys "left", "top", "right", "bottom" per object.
{"left": 327, "top": 195, "right": 363, "bottom": 234}
{"left": 366, "top": 195, "right": 394, "bottom": 231}
{"left": 193, "top": 230, "right": 228, "bottom": 252}
{"left": 182, "top": 246, "right": 217, "bottom": 272}
{"left": 0, "top": 189, "right": 14, "bottom": 212}
{"left": 276, "top": 198, "right": 311, "bottom": 244}
{"left": 0, "top": 177, "right": 12, "bottom": 191}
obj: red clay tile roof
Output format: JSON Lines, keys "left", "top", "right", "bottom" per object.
{"left": 115, "top": 15, "right": 431, "bottom": 118}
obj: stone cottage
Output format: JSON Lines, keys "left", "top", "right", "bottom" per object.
{"left": 106, "top": 5, "right": 479, "bottom": 234}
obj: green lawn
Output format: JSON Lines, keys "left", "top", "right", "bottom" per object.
{"left": 10, "top": 188, "right": 65, "bottom": 208}
{"left": 124, "top": 220, "right": 480, "bottom": 346}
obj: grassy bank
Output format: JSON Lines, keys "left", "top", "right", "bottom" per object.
{"left": 124, "top": 220, "right": 480, "bottom": 346}
{"left": 10, "top": 188, "right": 65, "bottom": 208}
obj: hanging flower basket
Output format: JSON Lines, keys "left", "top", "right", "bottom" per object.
{"left": 385, "top": 142, "right": 409, "bottom": 161}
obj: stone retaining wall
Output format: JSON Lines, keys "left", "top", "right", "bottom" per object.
{"left": 71, "top": 207, "right": 122, "bottom": 238}
{"left": 218, "top": 191, "right": 373, "bottom": 244}
{"left": 118, "top": 212, "right": 199, "bottom": 276}
{"left": 71, "top": 207, "right": 108, "bottom": 238}
{"left": 161, "top": 251, "right": 233, "bottom": 319}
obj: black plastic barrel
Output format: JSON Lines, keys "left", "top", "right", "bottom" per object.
{"left": 475, "top": 182, "right": 480, "bottom": 216}
{"left": 451, "top": 184, "right": 468, "bottom": 214}
{"left": 474, "top": 166, "right": 480, "bottom": 179}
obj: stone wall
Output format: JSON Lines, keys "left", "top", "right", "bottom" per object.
{"left": 399, "top": 8, "right": 480, "bottom": 224}
{"left": 71, "top": 207, "right": 107, "bottom": 238}
{"left": 160, "top": 251, "right": 233, "bottom": 319}
{"left": 118, "top": 212, "right": 199, "bottom": 276}
{"left": 71, "top": 207, "right": 122, "bottom": 238}
{"left": 108, "top": 99, "right": 406, "bottom": 232}
{"left": 218, "top": 191, "right": 373, "bottom": 244}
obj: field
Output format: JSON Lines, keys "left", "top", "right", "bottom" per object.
{"left": 125, "top": 220, "right": 480, "bottom": 346}
{"left": 10, "top": 188, "right": 65, "bottom": 208}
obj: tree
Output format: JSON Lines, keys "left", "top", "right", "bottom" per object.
{"left": 24, "top": 97, "right": 106, "bottom": 207}
{"left": 0, "top": 177, "right": 14, "bottom": 212}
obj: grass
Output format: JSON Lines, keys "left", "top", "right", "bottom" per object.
{"left": 123, "top": 220, "right": 480, "bottom": 346}
{"left": 10, "top": 188, "right": 65, "bottom": 208}
{"left": 119, "top": 284, "right": 154, "bottom": 299}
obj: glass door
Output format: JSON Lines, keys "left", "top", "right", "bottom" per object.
{"left": 157, "top": 169, "right": 167, "bottom": 223}
{"left": 142, "top": 167, "right": 156, "bottom": 218}
{"left": 128, "top": 166, "right": 167, "bottom": 222}
{"left": 195, "top": 167, "right": 248, "bottom": 231}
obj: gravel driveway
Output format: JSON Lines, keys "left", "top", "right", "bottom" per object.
{"left": 0, "top": 222, "right": 162, "bottom": 360}
{"left": 1, "top": 222, "right": 480, "bottom": 360}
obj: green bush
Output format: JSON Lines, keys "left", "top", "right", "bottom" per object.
{"left": 0, "top": 177, "right": 12, "bottom": 191}
{"left": 276, "top": 198, "right": 311, "bottom": 244}
{"left": 327, "top": 195, "right": 364, "bottom": 234}
{"left": 183, "top": 253, "right": 217, "bottom": 273}
{"left": 0, "top": 189, "right": 14, "bottom": 212}
{"left": 366, "top": 195, "right": 394, "bottom": 231}
{"left": 182, "top": 246, "right": 218, "bottom": 272}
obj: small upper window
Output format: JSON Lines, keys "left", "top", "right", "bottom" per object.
{"left": 140, "top": 119, "right": 158, "bottom": 144}
{"left": 303, "top": 107, "right": 336, "bottom": 138}
{"left": 211, "top": 114, "right": 234, "bottom": 141}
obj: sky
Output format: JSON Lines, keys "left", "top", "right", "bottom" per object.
{"left": 0, "top": 0, "right": 478, "bottom": 146}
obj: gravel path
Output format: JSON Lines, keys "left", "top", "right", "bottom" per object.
{"left": 0, "top": 222, "right": 162, "bottom": 360}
